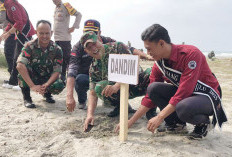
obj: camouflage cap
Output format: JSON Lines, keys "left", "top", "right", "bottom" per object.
{"left": 80, "top": 31, "right": 98, "bottom": 48}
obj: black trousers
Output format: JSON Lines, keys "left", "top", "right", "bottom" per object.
{"left": 4, "top": 34, "right": 16, "bottom": 74}
{"left": 8, "top": 36, "right": 32, "bottom": 85}
{"left": 147, "top": 82, "right": 214, "bottom": 125}
{"left": 55, "top": 41, "right": 71, "bottom": 80}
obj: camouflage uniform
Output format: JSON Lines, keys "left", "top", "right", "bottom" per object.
{"left": 88, "top": 41, "right": 151, "bottom": 106}
{"left": 17, "top": 39, "right": 65, "bottom": 95}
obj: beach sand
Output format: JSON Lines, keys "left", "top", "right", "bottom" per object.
{"left": 0, "top": 58, "right": 231, "bottom": 157}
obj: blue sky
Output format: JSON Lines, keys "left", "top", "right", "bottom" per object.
{"left": 2, "top": 0, "right": 232, "bottom": 52}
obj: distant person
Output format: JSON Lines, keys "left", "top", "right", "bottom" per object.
{"left": 52, "top": 0, "right": 82, "bottom": 82}
{"left": 66, "top": 19, "right": 156, "bottom": 120}
{"left": 115, "top": 24, "right": 227, "bottom": 140}
{"left": 73, "top": 31, "right": 154, "bottom": 131}
{"left": 0, "top": 2, "right": 16, "bottom": 87}
{"left": 0, "top": 0, "right": 36, "bottom": 90}
{"left": 16, "top": 20, "right": 65, "bottom": 108}
{"left": 208, "top": 51, "right": 215, "bottom": 61}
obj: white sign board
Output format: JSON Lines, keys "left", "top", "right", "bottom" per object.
{"left": 108, "top": 54, "right": 139, "bottom": 85}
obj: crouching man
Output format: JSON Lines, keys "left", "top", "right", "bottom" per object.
{"left": 16, "top": 20, "right": 65, "bottom": 108}
{"left": 66, "top": 31, "right": 152, "bottom": 131}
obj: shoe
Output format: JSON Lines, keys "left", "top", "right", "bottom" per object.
{"left": 146, "top": 108, "right": 157, "bottom": 120}
{"left": 2, "top": 83, "right": 13, "bottom": 89}
{"left": 45, "top": 96, "right": 55, "bottom": 103}
{"left": 102, "top": 100, "right": 111, "bottom": 107}
{"left": 24, "top": 100, "right": 36, "bottom": 108}
{"left": 157, "top": 123, "right": 188, "bottom": 134}
{"left": 2, "top": 80, "right": 9, "bottom": 87}
{"left": 78, "top": 102, "right": 87, "bottom": 110}
{"left": 107, "top": 106, "right": 120, "bottom": 117}
{"left": 12, "top": 85, "right": 21, "bottom": 91}
{"left": 188, "top": 123, "right": 212, "bottom": 140}
{"left": 107, "top": 105, "right": 136, "bottom": 117}
{"left": 44, "top": 93, "right": 55, "bottom": 103}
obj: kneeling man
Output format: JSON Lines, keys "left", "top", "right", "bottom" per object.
{"left": 17, "top": 20, "right": 65, "bottom": 108}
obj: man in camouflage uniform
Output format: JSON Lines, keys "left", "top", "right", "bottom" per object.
{"left": 17, "top": 20, "right": 65, "bottom": 108}
{"left": 76, "top": 31, "right": 152, "bottom": 131}
{"left": 66, "top": 19, "right": 155, "bottom": 116}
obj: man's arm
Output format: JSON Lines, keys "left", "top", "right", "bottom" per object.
{"left": 0, "top": 26, "right": 16, "bottom": 43}
{"left": 71, "top": 10, "right": 82, "bottom": 29}
{"left": 64, "top": 3, "right": 82, "bottom": 33}
{"left": 66, "top": 76, "right": 76, "bottom": 112}
{"left": 84, "top": 89, "right": 98, "bottom": 131}
{"left": 16, "top": 62, "right": 42, "bottom": 93}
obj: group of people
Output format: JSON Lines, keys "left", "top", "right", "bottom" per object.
{"left": 0, "top": 0, "right": 227, "bottom": 140}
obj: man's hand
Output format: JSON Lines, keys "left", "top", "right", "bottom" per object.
{"left": 66, "top": 96, "right": 76, "bottom": 112}
{"left": 101, "top": 84, "right": 120, "bottom": 97}
{"left": 147, "top": 115, "right": 164, "bottom": 133}
{"left": 0, "top": 32, "right": 10, "bottom": 44}
{"left": 146, "top": 54, "right": 154, "bottom": 61}
{"left": 115, "top": 120, "right": 133, "bottom": 133}
{"left": 84, "top": 115, "right": 94, "bottom": 132}
{"left": 31, "top": 85, "right": 42, "bottom": 94}
{"left": 40, "top": 83, "right": 49, "bottom": 95}
{"left": 68, "top": 27, "right": 75, "bottom": 33}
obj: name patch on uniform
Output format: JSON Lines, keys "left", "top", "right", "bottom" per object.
{"left": 188, "top": 60, "right": 197, "bottom": 69}
{"left": 11, "top": 6, "right": 16, "bottom": 11}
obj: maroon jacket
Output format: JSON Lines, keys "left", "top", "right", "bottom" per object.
{"left": 142, "top": 44, "right": 220, "bottom": 108}
{"left": 4, "top": 0, "right": 35, "bottom": 37}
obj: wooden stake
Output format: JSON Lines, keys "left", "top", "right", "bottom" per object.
{"left": 119, "top": 83, "right": 129, "bottom": 142}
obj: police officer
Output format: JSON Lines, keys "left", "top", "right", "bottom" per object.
{"left": 52, "top": 0, "right": 82, "bottom": 82}
{"left": 16, "top": 20, "right": 65, "bottom": 108}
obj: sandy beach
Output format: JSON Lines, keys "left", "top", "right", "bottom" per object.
{"left": 0, "top": 58, "right": 232, "bottom": 157}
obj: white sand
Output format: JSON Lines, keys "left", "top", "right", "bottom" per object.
{"left": 0, "top": 59, "right": 232, "bottom": 157}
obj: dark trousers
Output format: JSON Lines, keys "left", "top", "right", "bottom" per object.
{"left": 147, "top": 82, "right": 214, "bottom": 125}
{"left": 4, "top": 34, "right": 16, "bottom": 74}
{"left": 8, "top": 36, "right": 32, "bottom": 85}
{"left": 55, "top": 41, "right": 71, "bottom": 81}
{"left": 75, "top": 74, "right": 89, "bottom": 104}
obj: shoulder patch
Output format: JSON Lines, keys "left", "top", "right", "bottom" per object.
{"left": 11, "top": 6, "right": 16, "bottom": 11}
{"left": 188, "top": 60, "right": 197, "bottom": 69}
{"left": 71, "top": 52, "right": 76, "bottom": 56}
{"left": 64, "top": 2, "right": 77, "bottom": 15}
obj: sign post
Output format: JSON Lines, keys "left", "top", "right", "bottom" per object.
{"left": 119, "top": 83, "right": 129, "bottom": 141}
{"left": 108, "top": 54, "right": 139, "bottom": 142}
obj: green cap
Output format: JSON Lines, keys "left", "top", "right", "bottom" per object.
{"left": 80, "top": 31, "right": 98, "bottom": 48}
